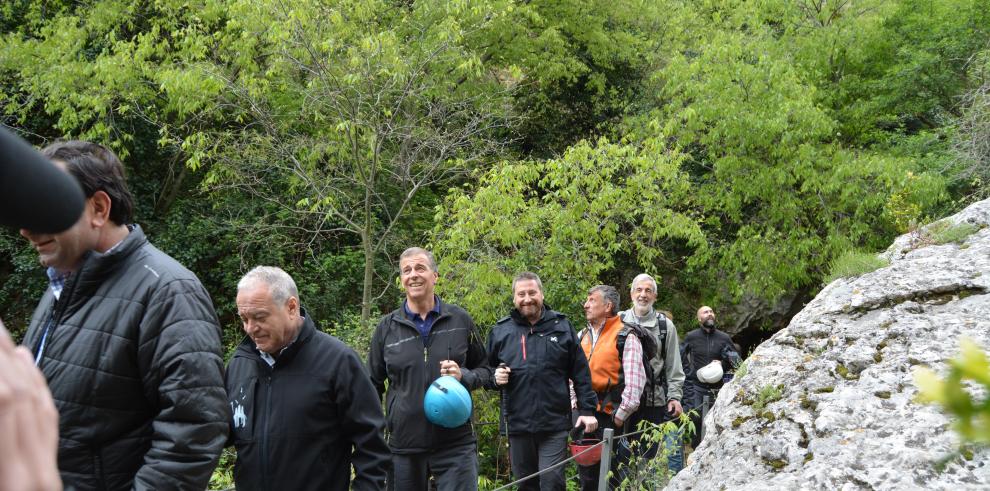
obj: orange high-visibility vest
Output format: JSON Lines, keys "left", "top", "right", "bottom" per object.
{"left": 580, "top": 316, "right": 623, "bottom": 414}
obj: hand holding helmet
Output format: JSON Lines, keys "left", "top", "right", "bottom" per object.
{"left": 697, "top": 360, "right": 724, "bottom": 384}
{"left": 439, "top": 359, "right": 462, "bottom": 381}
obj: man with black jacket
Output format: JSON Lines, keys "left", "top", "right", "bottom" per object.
{"left": 487, "top": 272, "right": 598, "bottom": 491}
{"left": 681, "top": 305, "right": 741, "bottom": 446}
{"left": 19, "top": 141, "right": 229, "bottom": 490}
{"left": 368, "top": 247, "right": 490, "bottom": 491}
{"left": 226, "top": 267, "right": 389, "bottom": 491}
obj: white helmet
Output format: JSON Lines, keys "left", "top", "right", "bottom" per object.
{"left": 697, "top": 360, "right": 724, "bottom": 384}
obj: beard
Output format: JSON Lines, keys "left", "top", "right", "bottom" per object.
{"left": 632, "top": 301, "right": 652, "bottom": 316}
{"left": 703, "top": 319, "right": 716, "bottom": 329}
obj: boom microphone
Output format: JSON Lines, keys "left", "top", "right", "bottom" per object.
{"left": 0, "top": 127, "right": 84, "bottom": 233}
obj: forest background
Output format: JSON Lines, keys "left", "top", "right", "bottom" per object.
{"left": 1, "top": 0, "right": 988, "bottom": 488}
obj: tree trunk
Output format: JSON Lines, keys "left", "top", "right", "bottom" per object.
{"left": 361, "top": 232, "right": 374, "bottom": 323}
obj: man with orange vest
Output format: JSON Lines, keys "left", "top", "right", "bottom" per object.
{"left": 576, "top": 285, "right": 646, "bottom": 491}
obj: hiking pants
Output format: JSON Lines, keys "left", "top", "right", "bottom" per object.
{"left": 508, "top": 430, "right": 568, "bottom": 491}
{"left": 389, "top": 442, "right": 478, "bottom": 491}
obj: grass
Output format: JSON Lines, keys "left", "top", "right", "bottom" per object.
{"left": 928, "top": 221, "right": 981, "bottom": 245}
{"left": 824, "top": 250, "right": 889, "bottom": 283}
{"left": 752, "top": 384, "right": 784, "bottom": 412}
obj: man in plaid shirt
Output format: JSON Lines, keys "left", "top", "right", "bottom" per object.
{"left": 576, "top": 285, "right": 646, "bottom": 491}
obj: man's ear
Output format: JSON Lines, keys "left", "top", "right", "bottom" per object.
{"left": 287, "top": 296, "right": 300, "bottom": 316}
{"left": 88, "top": 190, "right": 113, "bottom": 227}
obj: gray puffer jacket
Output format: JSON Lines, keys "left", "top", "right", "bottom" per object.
{"left": 22, "top": 225, "right": 230, "bottom": 491}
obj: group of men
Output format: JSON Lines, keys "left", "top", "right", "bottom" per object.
{"left": 8, "top": 139, "right": 742, "bottom": 491}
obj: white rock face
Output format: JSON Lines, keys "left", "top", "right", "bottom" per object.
{"left": 667, "top": 199, "right": 990, "bottom": 490}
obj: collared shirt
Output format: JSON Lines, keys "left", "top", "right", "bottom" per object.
{"left": 257, "top": 320, "right": 302, "bottom": 367}
{"left": 403, "top": 295, "right": 441, "bottom": 344}
{"left": 615, "top": 332, "right": 645, "bottom": 422}
{"left": 47, "top": 268, "right": 70, "bottom": 301}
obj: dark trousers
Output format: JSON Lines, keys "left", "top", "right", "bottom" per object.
{"left": 508, "top": 431, "right": 568, "bottom": 491}
{"left": 576, "top": 412, "right": 628, "bottom": 491}
{"left": 390, "top": 442, "right": 478, "bottom": 491}
{"left": 684, "top": 381, "right": 720, "bottom": 447}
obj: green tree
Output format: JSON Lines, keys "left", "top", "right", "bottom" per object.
{"left": 434, "top": 136, "right": 705, "bottom": 326}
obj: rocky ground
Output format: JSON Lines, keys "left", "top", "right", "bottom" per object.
{"left": 667, "top": 199, "right": 990, "bottom": 490}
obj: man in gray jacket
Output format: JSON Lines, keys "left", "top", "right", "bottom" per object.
{"left": 19, "top": 141, "right": 229, "bottom": 490}
{"left": 618, "top": 273, "right": 685, "bottom": 474}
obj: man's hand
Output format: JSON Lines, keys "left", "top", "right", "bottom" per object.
{"left": 0, "top": 318, "right": 62, "bottom": 491}
{"left": 440, "top": 360, "right": 462, "bottom": 381}
{"left": 613, "top": 415, "right": 624, "bottom": 429}
{"left": 494, "top": 365, "right": 511, "bottom": 386}
{"left": 574, "top": 416, "right": 598, "bottom": 434}
{"left": 667, "top": 399, "right": 683, "bottom": 418}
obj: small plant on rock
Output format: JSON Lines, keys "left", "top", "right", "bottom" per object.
{"left": 824, "top": 250, "right": 889, "bottom": 283}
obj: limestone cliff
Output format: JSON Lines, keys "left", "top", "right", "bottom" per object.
{"left": 667, "top": 199, "right": 990, "bottom": 490}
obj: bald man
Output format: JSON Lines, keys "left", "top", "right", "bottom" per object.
{"left": 680, "top": 306, "right": 740, "bottom": 447}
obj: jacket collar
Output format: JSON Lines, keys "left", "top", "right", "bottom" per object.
{"left": 509, "top": 303, "right": 560, "bottom": 330}
{"left": 58, "top": 224, "right": 148, "bottom": 310}
{"left": 236, "top": 306, "right": 317, "bottom": 366}
{"left": 391, "top": 297, "right": 452, "bottom": 328}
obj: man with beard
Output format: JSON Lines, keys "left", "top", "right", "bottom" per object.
{"left": 486, "top": 272, "right": 598, "bottom": 490}
{"left": 617, "top": 274, "right": 685, "bottom": 474}
{"left": 681, "top": 306, "right": 741, "bottom": 447}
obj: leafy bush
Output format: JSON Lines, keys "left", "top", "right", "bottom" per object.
{"left": 914, "top": 338, "right": 990, "bottom": 446}
{"left": 614, "top": 415, "right": 694, "bottom": 490}
{"left": 824, "top": 251, "right": 890, "bottom": 284}
{"left": 208, "top": 448, "right": 236, "bottom": 490}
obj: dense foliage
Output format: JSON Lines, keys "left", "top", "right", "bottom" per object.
{"left": 1, "top": 0, "right": 987, "bottom": 487}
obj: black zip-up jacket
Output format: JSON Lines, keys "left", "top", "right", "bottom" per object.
{"left": 485, "top": 306, "right": 597, "bottom": 435}
{"left": 22, "top": 225, "right": 229, "bottom": 491}
{"left": 681, "top": 326, "right": 736, "bottom": 387}
{"left": 367, "top": 299, "right": 489, "bottom": 454}
{"left": 225, "top": 312, "right": 389, "bottom": 491}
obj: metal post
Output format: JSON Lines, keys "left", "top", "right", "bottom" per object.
{"left": 597, "top": 428, "right": 614, "bottom": 491}
{"left": 700, "top": 393, "right": 711, "bottom": 442}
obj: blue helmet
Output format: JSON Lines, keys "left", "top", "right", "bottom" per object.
{"left": 423, "top": 376, "right": 472, "bottom": 428}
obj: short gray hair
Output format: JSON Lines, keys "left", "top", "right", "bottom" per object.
{"left": 512, "top": 271, "right": 544, "bottom": 294}
{"left": 238, "top": 266, "right": 299, "bottom": 305}
{"left": 630, "top": 273, "right": 657, "bottom": 294}
{"left": 398, "top": 247, "right": 437, "bottom": 272}
{"left": 589, "top": 285, "right": 620, "bottom": 315}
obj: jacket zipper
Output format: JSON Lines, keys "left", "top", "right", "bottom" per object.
{"left": 93, "top": 449, "right": 106, "bottom": 489}
{"left": 261, "top": 371, "right": 272, "bottom": 490}
{"left": 521, "top": 334, "right": 527, "bottom": 361}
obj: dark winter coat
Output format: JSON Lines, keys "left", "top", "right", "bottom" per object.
{"left": 22, "top": 225, "right": 229, "bottom": 491}
{"left": 485, "top": 306, "right": 597, "bottom": 435}
{"left": 225, "top": 313, "right": 390, "bottom": 491}
{"left": 367, "top": 299, "right": 489, "bottom": 454}
{"left": 681, "top": 325, "right": 736, "bottom": 409}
